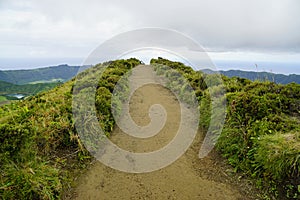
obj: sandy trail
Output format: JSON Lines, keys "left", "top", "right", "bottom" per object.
{"left": 68, "top": 66, "right": 256, "bottom": 200}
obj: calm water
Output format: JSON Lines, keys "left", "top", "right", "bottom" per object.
{"left": 7, "top": 94, "right": 25, "bottom": 99}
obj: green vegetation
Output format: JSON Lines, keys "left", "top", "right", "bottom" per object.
{"left": 0, "top": 58, "right": 299, "bottom": 199}
{"left": 0, "top": 80, "right": 75, "bottom": 199}
{"left": 0, "top": 80, "right": 61, "bottom": 104}
{"left": 0, "top": 96, "right": 7, "bottom": 101}
{"left": 0, "top": 59, "right": 141, "bottom": 199}
{"left": 0, "top": 95, "right": 15, "bottom": 106}
{"left": 217, "top": 79, "right": 300, "bottom": 199}
{"left": 0, "top": 64, "right": 80, "bottom": 85}
{"left": 150, "top": 58, "right": 221, "bottom": 130}
{"left": 0, "top": 80, "right": 61, "bottom": 96}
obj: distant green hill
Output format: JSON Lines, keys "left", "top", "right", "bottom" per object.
{"left": 0, "top": 64, "right": 80, "bottom": 84}
{"left": 0, "top": 80, "right": 61, "bottom": 101}
{"left": 203, "top": 69, "right": 300, "bottom": 84}
{"left": 2, "top": 64, "right": 299, "bottom": 85}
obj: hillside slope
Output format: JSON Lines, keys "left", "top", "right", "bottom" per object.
{"left": 0, "top": 64, "right": 80, "bottom": 84}
{"left": 0, "top": 80, "right": 60, "bottom": 96}
{"left": 0, "top": 59, "right": 142, "bottom": 199}
{"left": 0, "top": 58, "right": 299, "bottom": 199}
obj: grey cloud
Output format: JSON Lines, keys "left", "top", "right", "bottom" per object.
{"left": 0, "top": 0, "right": 300, "bottom": 60}
{"left": 109, "top": 0, "right": 300, "bottom": 52}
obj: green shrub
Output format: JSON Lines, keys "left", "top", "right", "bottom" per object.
{"left": 217, "top": 78, "right": 300, "bottom": 199}
{"left": 0, "top": 59, "right": 142, "bottom": 199}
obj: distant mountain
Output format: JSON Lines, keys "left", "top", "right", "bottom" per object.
{"left": 202, "top": 69, "right": 300, "bottom": 84}
{"left": 1, "top": 64, "right": 299, "bottom": 85}
{"left": 0, "top": 64, "right": 80, "bottom": 84}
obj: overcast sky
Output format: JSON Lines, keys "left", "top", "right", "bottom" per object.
{"left": 0, "top": 0, "right": 299, "bottom": 74}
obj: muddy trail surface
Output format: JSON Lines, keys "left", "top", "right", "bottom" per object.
{"left": 67, "top": 66, "right": 259, "bottom": 200}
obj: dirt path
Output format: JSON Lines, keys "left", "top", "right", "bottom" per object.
{"left": 67, "top": 66, "right": 258, "bottom": 200}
